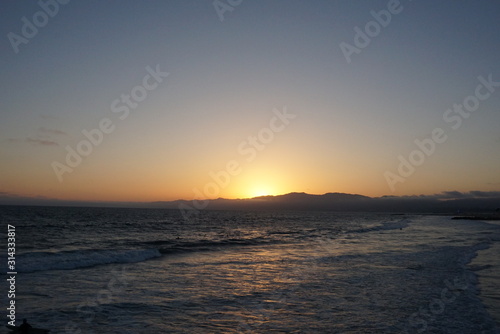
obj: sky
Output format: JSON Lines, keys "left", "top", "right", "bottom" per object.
{"left": 0, "top": 0, "right": 499, "bottom": 203}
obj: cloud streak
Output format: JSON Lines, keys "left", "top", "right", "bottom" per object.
{"left": 38, "top": 127, "right": 67, "bottom": 136}
{"left": 416, "top": 191, "right": 500, "bottom": 200}
{"left": 5, "top": 126, "right": 67, "bottom": 146}
{"left": 25, "top": 137, "right": 59, "bottom": 146}
{"left": 6, "top": 137, "right": 59, "bottom": 146}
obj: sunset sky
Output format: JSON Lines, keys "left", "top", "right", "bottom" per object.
{"left": 1, "top": 0, "right": 499, "bottom": 203}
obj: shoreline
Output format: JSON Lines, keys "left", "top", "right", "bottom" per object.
{"left": 469, "top": 236, "right": 500, "bottom": 329}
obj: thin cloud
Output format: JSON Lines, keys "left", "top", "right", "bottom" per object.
{"left": 469, "top": 191, "right": 500, "bottom": 198}
{"left": 4, "top": 127, "right": 65, "bottom": 146}
{"left": 429, "top": 191, "right": 500, "bottom": 200}
{"left": 441, "top": 191, "right": 467, "bottom": 199}
{"left": 25, "top": 137, "right": 59, "bottom": 146}
{"left": 5, "top": 137, "right": 59, "bottom": 146}
{"left": 396, "top": 191, "right": 500, "bottom": 201}
{"left": 38, "top": 127, "right": 67, "bottom": 136}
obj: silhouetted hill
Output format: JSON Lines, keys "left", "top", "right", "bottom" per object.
{"left": 150, "top": 191, "right": 500, "bottom": 214}
{"left": 254, "top": 192, "right": 369, "bottom": 201}
{"left": 2, "top": 191, "right": 499, "bottom": 214}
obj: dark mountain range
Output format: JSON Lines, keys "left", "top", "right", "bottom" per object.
{"left": 152, "top": 191, "right": 500, "bottom": 214}
{"left": 1, "top": 191, "right": 499, "bottom": 214}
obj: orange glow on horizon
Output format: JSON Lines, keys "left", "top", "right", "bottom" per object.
{"left": 245, "top": 185, "right": 277, "bottom": 198}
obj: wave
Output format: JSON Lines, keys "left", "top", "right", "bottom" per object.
{"left": 14, "top": 237, "right": 274, "bottom": 273}
{"left": 158, "top": 237, "right": 271, "bottom": 254}
{"left": 347, "top": 219, "right": 410, "bottom": 234}
{"left": 16, "top": 248, "right": 161, "bottom": 273}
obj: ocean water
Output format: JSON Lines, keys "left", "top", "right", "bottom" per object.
{"left": 1, "top": 206, "right": 499, "bottom": 333}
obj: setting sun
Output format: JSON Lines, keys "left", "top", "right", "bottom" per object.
{"left": 247, "top": 185, "right": 277, "bottom": 198}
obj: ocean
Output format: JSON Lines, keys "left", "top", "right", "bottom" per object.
{"left": 1, "top": 206, "right": 499, "bottom": 333}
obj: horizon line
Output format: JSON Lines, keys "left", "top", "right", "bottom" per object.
{"left": 1, "top": 190, "right": 500, "bottom": 208}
